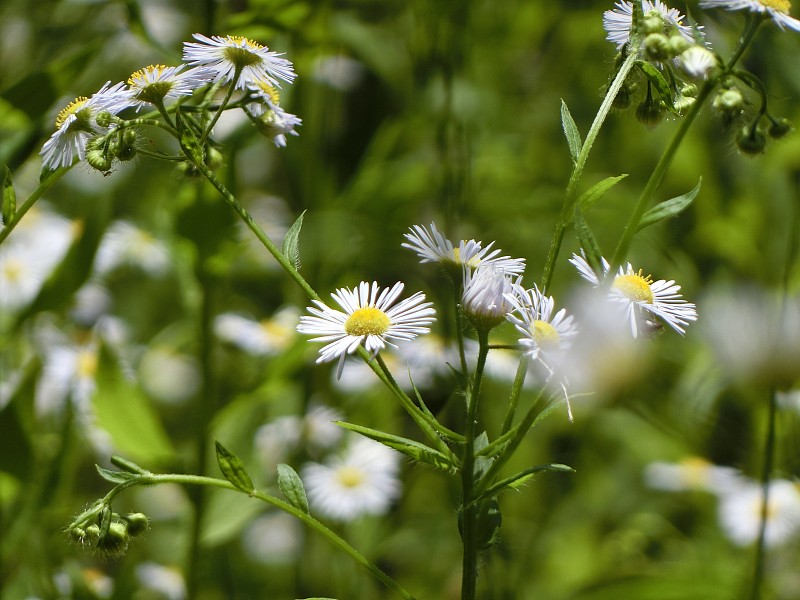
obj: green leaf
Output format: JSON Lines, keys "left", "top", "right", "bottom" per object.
{"left": 2, "top": 165, "right": 16, "bottom": 224}
{"left": 335, "top": 421, "right": 457, "bottom": 472}
{"left": 281, "top": 210, "right": 306, "bottom": 270}
{"left": 277, "top": 464, "right": 310, "bottom": 513}
{"left": 576, "top": 174, "right": 629, "bottom": 215}
{"left": 95, "top": 465, "right": 136, "bottom": 485}
{"left": 110, "top": 455, "right": 149, "bottom": 475}
{"left": 637, "top": 61, "right": 678, "bottom": 114}
{"left": 215, "top": 441, "right": 255, "bottom": 494}
{"left": 573, "top": 205, "right": 603, "bottom": 269}
{"left": 477, "top": 463, "right": 575, "bottom": 501}
{"left": 638, "top": 178, "right": 701, "bottom": 231}
{"left": 560, "top": 99, "right": 582, "bottom": 163}
{"left": 476, "top": 497, "right": 502, "bottom": 552}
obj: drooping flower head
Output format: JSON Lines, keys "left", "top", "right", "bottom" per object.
{"left": 604, "top": 0, "right": 700, "bottom": 50}
{"left": 126, "top": 64, "right": 209, "bottom": 110}
{"left": 244, "top": 78, "right": 303, "bottom": 147}
{"left": 461, "top": 265, "right": 517, "bottom": 330}
{"left": 297, "top": 281, "right": 435, "bottom": 378}
{"left": 403, "top": 223, "right": 525, "bottom": 276}
{"left": 182, "top": 34, "right": 296, "bottom": 90}
{"left": 40, "top": 82, "right": 131, "bottom": 170}
{"left": 570, "top": 252, "right": 697, "bottom": 337}
{"left": 700, "top": 0, "right": 800, "bottom": 32}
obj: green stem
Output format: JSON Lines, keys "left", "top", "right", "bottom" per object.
{"left": 200, "top": 68, "right": 241, "bottom": 144}
{"left": 461, "top": 328, "right": 490, "bottom": 600}
{"left": 102, "top": 473, "right": 416, "bottom": 600}
{"left": 0, "top": 168, "right": 68, "bottom": 246}
{"left": 500, "top": 358, "right": 529, "bottom": 435}
{"left": 540, "top": 49, "right": 639, "bottom": 293}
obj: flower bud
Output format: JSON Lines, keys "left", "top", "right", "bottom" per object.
{"left": 98, "top": 521, "right": 129, "bottom": 557}
{"left": 668, "top": 35, "right": 691, "bottom": 56}
{"left": 95, "top": 111, "right": 112, "bottom": 128}
{"left": 680, "top": 82, "right": 698, "bottom": 98}
{"left": 122, "top": 513, "right": 150, "bottom": 537}
{"left": 612, "top": 82, "right": 634, "bottom": 110}
{"left": 713, "top": 88, "right": 744, "bottom": 113}
{"left": 176, "top": 160, "right": 200, "bottom": 178}
{"left": 644, "top": 33, "right": 671, "bottom": 61}
{"left": 768, "top": 117, "right": 792, "bottom": 139}
{"left": 69, "top": 526, "right": 87, "bottom": 545}
{"left": 204, "top": 147, "right": 224, "bottom": 170}
{"left": 86, "top": 149, "right": 112, "bottom": 172}
{"left": 735, "top": 125, "right": 767, "bottom": 155}
{"left": 642, "top": 15, "right": 664, "bottom": 35}
{"left": 636, "top": 99, "right": 663, "bottom": 128}
{"left": 86, "top": 524, "right": 101, "bottom": 546}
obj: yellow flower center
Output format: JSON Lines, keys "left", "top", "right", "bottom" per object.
{"left": 222, "top": 36, "right": 265, "bottom": 68}
{"left": 759, "top": 0, "right": 791, "bottom": 13}
{"left": 678, "top": 457, "right": 711, "bottom": 487}
{"left": 253, "top": 79, "right": 281, "bottom": 104}
{"left": 612, "top": 271, "right": 654, "bottom": 304}
{"left": 76, "top": 348, "right": 98, "bottom": 378}
{"left": 344, "top": 307, "right": 391, "bottom": 337}
{"left": 336, "top": 466, "right": 366, "bottom": 488}
{"left": 452, "top": 247, "right": 481, "bottom": 268}
{"left": 55, "top": 97, "right": 89, "bottom": 128}
{"left": 2, "top": 258, "right": 23, "bottom": 282}
{"left": 531, "top": 320, "right": 561, "bottom": 351}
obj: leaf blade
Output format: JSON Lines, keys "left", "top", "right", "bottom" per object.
{"left": 560, "top": 100, "right": 583, "bottom": 163}
{"left": 281, "top": 210, "right": 306, "bottom": 270}
{"left": 215, "top": 441, "right": 255, "bottom": 494}
{"left": 277, "top": 463, "right": 310, "bottom": 513}
{"left": 638, "top": 178, "right": 701, "bottom": 231}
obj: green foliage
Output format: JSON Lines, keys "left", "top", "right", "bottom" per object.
{"left": 215, "top": 441, "right": 256, "bottom": 494}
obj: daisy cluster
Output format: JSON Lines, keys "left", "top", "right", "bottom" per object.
{"left": 40, "top": 34, "right": 301, "bottom": 171}
{"left": 296, "top": 223, "right": 697, "bottom": 415}
{"left": 646, "top": 458, "right": 800, "bottom": 548}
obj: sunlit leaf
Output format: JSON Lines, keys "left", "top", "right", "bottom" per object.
{"left": 215, "top": 441, "right": 255, "bottom": 494}
{"left": 638, "top": 179, "right": 701, "bottom": 231}
{"left": 277, "top": 463, "right": 309, "bottom": 513}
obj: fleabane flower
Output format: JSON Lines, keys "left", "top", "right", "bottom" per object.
{"left": 40, "top": 82, "right": 131, "bottom": 170}
{"left": 462, "top": 265, "right": 517, "bottom": 329}
{"left": 718, "top": 478, "right": 800, "bottom": 547}
{"left": 244, "top": 81, "right": 303, "bottom": 147}
{"left": 403, "top": 223, "right": 525, "bottom": 275}
{"left": 569, "top": 252, "right": 697, "bottom": 337}
{"left": 182, "top": 33, "right": 296, "bottom": 90}
{"left": 297, "top": 281, "right": 435, "bottom": 378}
{"left": 700, "top": 0, "right": 800, "bottom": 32}
{"left": 604, "top": 1, "right": 699, "bottom": 50}
{"left": 680, "top": 45, "right": 718, "bottom": 78}
{"left": 214, "top": 306, "right": 299, "bottom": 356}
{"left": 301, "top": 436, "right": 402, "bottom": 522}
{"left": 127, "top": 64, "right": 209, "bottom": 110}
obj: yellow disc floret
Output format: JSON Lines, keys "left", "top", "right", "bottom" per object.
{"left": 612, "top": 271, "right": 655, "bottom": 304}
{"left": 76, "top": 348, "right": 99, "bottom": 379}
{"left": 223, "top": 36, "right": 265, "bottom": 68}
{"left": 531, "top": 320, "right": 561, "bottom": 351}
{"left": 336, "top": 466, "right": 366, "bottom": 488}
{"left": 55, "top": 97, "right": 89, "bottom": 128}
{"left": 759, "top": 0, "right": 791, "bottom": 14}
{"left": 344, "top": 307, "right": 391, "bottom": 337}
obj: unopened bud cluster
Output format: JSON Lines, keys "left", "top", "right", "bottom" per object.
{"left": 67, "top": 501, "right": 149, "bottom": 558}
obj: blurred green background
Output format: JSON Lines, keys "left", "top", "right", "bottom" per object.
{"left": 2, "top": 0, "right": 800, "bottom": 598}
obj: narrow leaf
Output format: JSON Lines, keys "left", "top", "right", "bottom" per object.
{"left": 409, "top": 375, "right": 465, "bottom": 444}
{"left": 2, "top": 165, "right": 16, "bottom": 224}
{"left": 637, "top": 61, "right": 678, "bottom": 114}
{"left": 277, "top": 464, "right": 309, "bottom": 513}
{"left": 95, "top": 465, "right": 136, "bottom": 485}
{"left": 560, "top": 100, "right": 582, "bottom": 163}
{"left": 335, "top": 421, "right": 456, "bottom": 472}
{"left": 281, "top": 210, "right": 306, "bottom": 270}
{"left": 638, "top": 178, "right": 701, "bottom": 231}
{"left": 477, "top": 463, "right": 575, "bottom": 501}
{"left": 215, "top": 441, "right": 255, "bottom": 494}
{"left": 110, "top": 455, "right": 149, "bottom": 475}
{"left": 573, "top": 205, "right": 603, "bottom": 270}
{"left": 576, "top": 174, "right": 628, "bottom": 215}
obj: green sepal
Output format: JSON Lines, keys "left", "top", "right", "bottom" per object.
{"left": 637, "top": 61, "right": 678, "bottom": 115}
{"left": 476, "top": 463, "right": 575, "bottom": 502}
{"left": 637, "top": 178, "right": 701, "bottom": 231}
{"left": 281, "top": 210, "right": 306, "bottom": 270}
{"left": 110, "top": 455, "right": 149, "bottom": 475}
{"left": 335, "top": 421, "right": 458, "bottom": 472}
{"left": 2, "top": 165, "right": 16, "bottom": 224}
{"left": 575, "top": 174, "right": 629, "bottom": 216}
{"left": 277, "top": 463, "right": 310, "bottom": 514}
{"left": 573, "top": 205, "right": 603, "bottom": 271}
{"left": 560, "top": 99, "right": 582, "bottom": 164}
{"left": 95, "top": 465, "right": 136, "bottom": 485}
{"left": 215, "top": 441, "right": 255, "bottom": 494}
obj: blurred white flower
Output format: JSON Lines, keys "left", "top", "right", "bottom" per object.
{"left": 254, "top": 403, "right": 344, "bottom": 468}
{"left": 302, "top": 436, "right": 402, "bottom": 521}
{"left": 70, "top": 281, "right": 112, "bottom": 326}
{"left": 700, "top": 0, "right": 800, "bottom": 32}
{"left": 603, "top": 1, "right": 699, "bottom": 50}
{"left": 138, "top": 346, "right": 200, "bottom": 405}
{"left": 645, "top": 457, "right": 742, "bottom": 493}
{"left": 680, "top": 45, "right": 718, "bottom": 78}
{"left": 718, "top": 479, "right": 800, "bottom": 547}
{"left": 241, "top": 512, "right": 302, "bottom": 565}
{"left": 136, "top": 563, "right": 186, "bottom": 600}
{"left": 214, "top": 306, "right": 299, "bottom": 356}
{"left": 93, "top": 220, "right": 170, "bottom": 277}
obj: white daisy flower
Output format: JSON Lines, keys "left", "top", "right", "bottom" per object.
{"left": 569, "top": 252, "right": 697, "bottom": 337}
{"left": 301, "top": 436, "right": 402, "bottom": 522}
{"left": 680, "top": 45, "right": 718, "bottom": 78}
{"left": 604, "top": 0, "right": 699, "bottom": 50}
{"left": 297, "top": 281, "right": 435, "bottom": 378}
{"left": 241, "top": 512, "right": 302, "bottom": 565}
{"left": 93, "top": 220, "right": 170, "bottom": 277}
{"left": 135, "top": 563, "right": 186, "bottom": 600}
{"left": 644, "top": 457, "right": 742, "bottom": 494}
{"left": 461, "top": 264, "right": 517, "bottom": 326}
{"left": 243, "top": 77, "right": 302, "bottom": 147}
{"left": 402, "top": 223, "right": 526, "bottom": 275}
{"left": 126, "top": 64, "right": 210, "bottom": 110}
{"left": 40, "top": 81, "right": 131, "bottom": 170}
{"left": 214, "top": 306, "right": 299, "bottom": 356}
{"left": 505, "top": 283, "right": 578, "bottom": 366}
{"left": 718, "top": 478, "right": 800, "bottom": 547}
{"left": 182, "top": 33, "right": 296, "bottom": 90}
{"left": 700, "top": 0, "right": 800, "bottom": 32}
